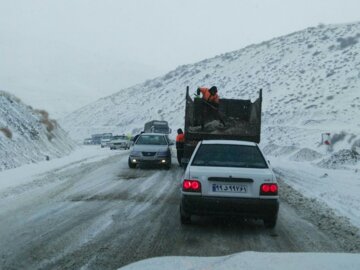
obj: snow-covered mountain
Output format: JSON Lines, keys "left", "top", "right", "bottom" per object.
{"left": 0, "top": 91, "right": 76, "bottom": 171}
{"left": 62, "top": 22, "right": 360, "bottom": 166}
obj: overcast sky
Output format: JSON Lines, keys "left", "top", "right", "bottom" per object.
{"left": 1, "top": 0, "right": 360, "bottom": 117}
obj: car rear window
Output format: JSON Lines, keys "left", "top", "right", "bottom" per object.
{"left": 136, "top": 135, "right": 168, "bottom": 145}
{"left": 191, "top": 144, "right": 268, "bottom": 168}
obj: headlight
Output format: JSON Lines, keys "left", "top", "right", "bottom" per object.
{"left": 130, "top": 151, "right": 141, "bottom": 156}
{"left": 157, "top": 151, "right": 169, "bottom": 157}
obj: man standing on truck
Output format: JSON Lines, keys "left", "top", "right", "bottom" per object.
{"left": 176, "top": 128, "right": 185, "bottom": 166}
{"left": 196, "top": 86, "right": 225, "bottom": 128}
{"left": 197, "top": 86, "right": 219, "bottom": 106}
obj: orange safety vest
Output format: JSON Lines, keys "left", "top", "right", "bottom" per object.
{"left": 199, "top": 87, "right": 219, "bottom": 104}
{"left": 176, "top": 133, "right": 185, "bottom": 142}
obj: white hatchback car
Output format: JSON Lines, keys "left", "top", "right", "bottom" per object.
{"left": 180, "top": 140, "right": 279, "bottom": 228}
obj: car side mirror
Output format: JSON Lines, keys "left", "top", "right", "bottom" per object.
{"left": 169, "top": 141, "right": 174, "bottom": 146}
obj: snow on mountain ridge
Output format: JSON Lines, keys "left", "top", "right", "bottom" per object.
{"left": 0, "top": 91, "right": 76, "bottom": 171}
{"left": 62, "top": 22, "right": 360, "bottom": 159}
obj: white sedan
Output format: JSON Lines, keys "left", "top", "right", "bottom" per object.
{"left": 180, "top": 140, "right": 279, "bottom": 228}
{"left": 109, "top": 136, "right": 131, "bottom": 150}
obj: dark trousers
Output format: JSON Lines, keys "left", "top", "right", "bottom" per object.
{"left": 177, "top": 148, "right": 184, "bottom": 165}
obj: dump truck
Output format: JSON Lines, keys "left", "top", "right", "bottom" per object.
{"left": 182, "top": 86, "right": 262, "bottom": 165}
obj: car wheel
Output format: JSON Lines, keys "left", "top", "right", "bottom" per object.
{"left": 264, "top": 216, "right": 277, "bottom": 228}
{"left": 180, "top": 206, "right": 191, "bottom": 225}
{"left": 128, "top": 158, "right": 136, "bottom": 169}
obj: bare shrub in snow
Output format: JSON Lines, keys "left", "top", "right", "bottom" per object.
{"left": 0, "top": 90, "right": 22, "bottom": 104}
{"left": 317, "top": 149, "right": 360, "bottom": 169}
{"left": 47, "top": 133, "right": 55, "bottom": 141}
{"left": 163, "top": 72, "right": 173, "bottom": 81}
{"left": 34, "top": 109, "right": 49, "bottom": 119}
{"left": 326, "top": 70, "right": 335, "bottom": 77}
{"left": 351, "top": 139, "right": 360, "bottom": 153}
{"left": 337, "top": 36, "right": 359, "bottom": 49}
{"left": 153, "top": 81, "right": 163, "bottom": 88}
{"left": 331, "top": 131, "right": 347, "bottom": 145}
{"left": 0, "top": 127, "right": 12, "bottom": 139}
{"left": 41, "top": 118, "right": 55, "bottom": 132}
{"left": 34, "top": 109, "right": 57, "bottom": 136}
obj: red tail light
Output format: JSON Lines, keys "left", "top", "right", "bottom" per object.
{"left": 182, "top": 180, "right": 201, "bottom": 192}
{"left": 260, "top": 183, "right": 278, "bottom": 195}
{"left": 183, "top": 180, "right": 192, "bottom": 190}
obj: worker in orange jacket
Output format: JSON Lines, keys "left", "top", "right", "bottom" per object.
{"left": 196, "top": 86, "right": 225, "bottom": 128}
{"left": 196, "top": 86, "right": 219, "bottom": 107}
{"left": 176, "top": 128, "right": 185, "bottom": 166}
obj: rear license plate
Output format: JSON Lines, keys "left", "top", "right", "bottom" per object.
{"left": 212, "top": 184, "right": 247, "bottom": 193}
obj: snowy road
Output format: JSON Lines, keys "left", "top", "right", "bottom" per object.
{"left": 0, "top": 147, "right": 359, "bottom": 270}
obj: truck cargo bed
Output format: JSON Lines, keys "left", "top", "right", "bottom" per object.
{"left": 182, "top": 86, "right": 262, "bottom": 164}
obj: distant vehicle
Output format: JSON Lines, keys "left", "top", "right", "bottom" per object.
{"left": 102, "top": 133, "right": 113, "bottom": 139}
{"left": 144, "top": 120, "right": 171, "bottom": 134}
{"left": 100, "top": 137, "right": 112, "bottom": 148}
{"left": 128, "top": 133, "right": 172, "bottom": 169}
{"left": 83, "top": 138, "right": 93, "bottom": 145}
{"left": 91, "top": 134, "right": 103, "bottom": 144}
{"left": 91, "top": 133, "right": 113, "bottom": 145}
{"left": 180, "top": 140, "right": 279, "bottom": 228}
{"left": 109, "top": 135, "right": 131, "bottom": 150}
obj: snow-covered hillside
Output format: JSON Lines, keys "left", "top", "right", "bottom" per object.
{"left": 0, "top": 91, "right": 76, "bottom": 171}
{"left": 62, "top": 22, "right": 360, "bottom": 161}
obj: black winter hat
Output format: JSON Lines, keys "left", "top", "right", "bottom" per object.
{"left": 209, "top": 86, "right": 217, "bottom": 94}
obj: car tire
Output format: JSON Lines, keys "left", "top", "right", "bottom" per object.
{"left": 263, "top": 216, "right": 277, "bottom": 228}
{"left": 180, "top": 206, "right": 191, "bottom": 225}
{"left": 128, "top": 158, "right": 136, "bottom": 169}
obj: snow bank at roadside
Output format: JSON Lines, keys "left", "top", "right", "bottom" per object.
{"left": 0, "top": 145, "right": 118, "bottom": 193}
{"left": 261, "top": 122, "right": 360, "bottom": 230}
{"left": 119, "top": 252, "right": 360, "bottom": 270}
{"left": 269, "top": 156, "right": 360, "bottom": 230}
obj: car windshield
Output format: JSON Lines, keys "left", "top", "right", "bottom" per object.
{"left": 136, "top": 135, "right": 168, "bottom": 145}
{"left": 191, "top": 144, "right": 268, "bottom": 168}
